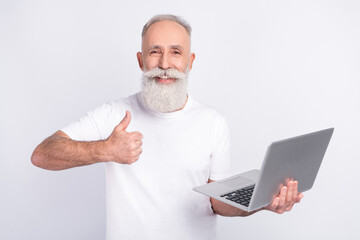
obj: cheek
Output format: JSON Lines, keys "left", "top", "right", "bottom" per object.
{"left": 144, "top": 58, "right": 158, "bottom": 70}
{"left": 174, "top": 59, "right": 189, "bottom": 72}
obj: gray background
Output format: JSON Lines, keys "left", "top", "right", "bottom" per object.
{"left": 1, "top": 0, "right": 359, "bottom": 239}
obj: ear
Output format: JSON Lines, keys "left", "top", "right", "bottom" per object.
{"left": 137, "top": 52, "right": 144, "bottom": 71}
{"left": 188, "top": 53, "right": 196, "bottom": 71}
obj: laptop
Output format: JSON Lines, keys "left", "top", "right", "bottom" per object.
{"left": 193, "top": 128, "right": 334, "bottom": 212}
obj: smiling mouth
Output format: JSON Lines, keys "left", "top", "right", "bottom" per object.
{"left": 156, "top": 75, "right": 176, "bottom": 84}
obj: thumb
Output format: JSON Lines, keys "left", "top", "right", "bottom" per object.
{"left": 118, "top": 110, "right": 131, "bottom": 131}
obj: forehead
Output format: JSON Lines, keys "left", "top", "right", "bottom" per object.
{"left": 142, "top": 21, "right": 190, "bottom": 50}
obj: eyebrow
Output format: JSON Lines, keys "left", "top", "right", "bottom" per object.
{"left": 147, "top": 45, "right": 184, "bottom": 51}
{"left": 169, "top": 45, "right": 184, "bottom": 51}
{"left": 148, "top": 45, "right": 161, "bottom": 51}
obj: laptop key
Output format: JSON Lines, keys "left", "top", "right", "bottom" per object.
{"left": 220, "top": 185, "right": 255, "bottom": 207}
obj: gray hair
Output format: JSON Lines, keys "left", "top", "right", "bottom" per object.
{"left": 141, "top": 14, "right": 192, "bottom": 37}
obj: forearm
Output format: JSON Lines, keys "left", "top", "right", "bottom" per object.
{"left": 31, "top": 131, "right": 108, "bottom": 170}
{"left": 210, "top": 198, "right": 262, "bottom": 217}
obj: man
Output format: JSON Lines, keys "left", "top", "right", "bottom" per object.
{"left": 31, "top": 14, "right": 302, "bottom": 240}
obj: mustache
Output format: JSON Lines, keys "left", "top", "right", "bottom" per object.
{"left": 144, "top": 67, "right": 187, "bottom": 80}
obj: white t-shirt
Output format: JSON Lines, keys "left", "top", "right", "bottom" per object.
{"left": 62, "top": 93, "right": 231, "bottom": 240}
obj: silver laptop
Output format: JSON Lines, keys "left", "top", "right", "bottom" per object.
{"left": 193, "top": 128, "right": 334, "bottom": 212}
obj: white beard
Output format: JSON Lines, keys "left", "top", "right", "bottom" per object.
{"left": 140, "top": 67, "right": 188, "bottom": 113}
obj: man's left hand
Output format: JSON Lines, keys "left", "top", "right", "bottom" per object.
{"left": 264, "top": 180, "right": 303, "bottom": 214}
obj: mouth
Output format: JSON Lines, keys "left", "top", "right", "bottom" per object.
{"left": 156, "top": 75, "right": 176, "bottom": 84}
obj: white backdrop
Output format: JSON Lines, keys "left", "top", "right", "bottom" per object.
{"left": 1, "top": 0, "right": 359, "bottom": 239}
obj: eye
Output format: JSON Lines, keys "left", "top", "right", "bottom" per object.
{"left": 173, "top": 50, "right": 181, "bottom": 55}
{"left": 150, "top": 50, "right": 161, "bottom": 55}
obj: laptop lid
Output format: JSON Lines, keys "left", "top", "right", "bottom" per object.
{"left": 248, "top": 128, "right": 334, "bottom": 210}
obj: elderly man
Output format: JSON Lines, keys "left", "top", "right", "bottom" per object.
{"left": 31, "top": 14, "right": 302, "bottom": 240}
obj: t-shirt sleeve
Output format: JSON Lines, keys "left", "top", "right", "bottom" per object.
{"left": 62, "top": 100, "right": 128, "bottom": 141}
{"left": 61, "top": 109, "right": 102, "bottom": 141}
{"left": 209, "top": 114, "right": 232, "bottom": 181}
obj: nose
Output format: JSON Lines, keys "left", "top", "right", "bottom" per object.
{"left": 158, "top": 53, "right": 170, "bottom": 70}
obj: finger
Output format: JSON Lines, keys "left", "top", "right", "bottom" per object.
{"left": 270, "top": 197, "right": 280, "bottom": 211}
{"left": 286, "top": 204, "right": 293, "bottom": 212}
{"left": 293, "top": 181, "right": 299, "bottom": 201}
{"left": 118, "top": 111, "right": 131, "bottom": 131}
{"left": 131, "top": 131, "right": 143, "bottom": 141}
{"left": 137, "top": 148, "right": 143, "bottom": 155}
{"left": 127, "top": 155, "right": 139, "bottom": 164}
{"left": 278, "top": 186, "right": 287, "bottom": 209}
{"left": 131, "top": 148, "right": 142, "bottom": 157}
{"left": 296, "top": 193, "right": 303, "bottom": 203}
{"left": 131, "top": 141, "right": 143, "bottom": 149}
{"left": 284, "top": 181, "right": 297, "bottom": 212}
{"left": 286, "top": 181, "right": 295, "bottom": 203}
{"left": 129, "top": 149, "right": 142, "bottom": 161}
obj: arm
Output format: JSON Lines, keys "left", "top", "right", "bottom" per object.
{"left": 31, "top": 111, "right": 143, "bottom": 170}
{"left": 31, "top": 130, "right": 107, "bottom": 170}
{"left": 209, "top": 179, "right": 303, "bottom": 216}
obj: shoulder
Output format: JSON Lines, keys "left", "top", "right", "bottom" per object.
{"left": 189, "top": 96, "right": 227, "bottom": 121}
{"left": 90, "top": 94, "right": 136, "bottom": 116}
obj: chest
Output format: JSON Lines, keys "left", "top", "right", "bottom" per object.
{"left": 127, "top": 114, "right": 214, "bottom": 181}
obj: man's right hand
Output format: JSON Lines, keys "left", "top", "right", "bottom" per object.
{"left": 105, "top": 111, "right": 143, "bottom": 164}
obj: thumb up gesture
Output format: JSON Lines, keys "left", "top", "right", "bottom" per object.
{"left": 105, "top": 111, "right": 143, "bottom": 164}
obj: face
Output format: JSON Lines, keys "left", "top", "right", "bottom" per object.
{"left": 137, "top": 20, "right": 195, "bottom": 84}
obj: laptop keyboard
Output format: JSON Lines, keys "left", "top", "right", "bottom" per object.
{"left": 220, "top": 185, "right": 255, "bottom": 207}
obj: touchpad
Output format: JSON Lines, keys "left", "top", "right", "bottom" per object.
{"left": 222, "top": 176, "right": 255, "bottom": 188}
